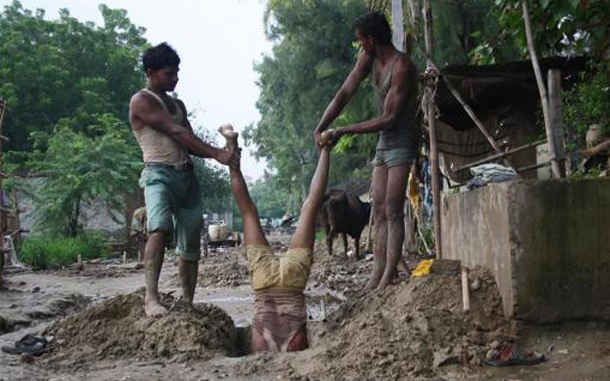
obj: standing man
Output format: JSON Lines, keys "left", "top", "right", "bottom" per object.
{"left": 129, "top": 43, "right": 237, "bottom": 317}
{"left": 314, "top": 12, "right": 419, "bottom": 292}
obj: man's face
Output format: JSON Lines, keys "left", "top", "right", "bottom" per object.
{"left": 147, "top": 66, "right": 179, "bottom": 92}
{"left": 355, "top": 29, "right": 375, "bottom": 55}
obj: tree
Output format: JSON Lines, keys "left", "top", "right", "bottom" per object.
{"left": 246, "top": 0, "right": 374, "bottom": 206}
{"left": 0, "top": 1, "right": 148, "bottom": 153}
{"left": 24, "top": 114, "right": 141, "bottom": 237}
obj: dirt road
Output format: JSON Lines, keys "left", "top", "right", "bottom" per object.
{"left": 1, "top": 239, "right": 609, "bottom": 381}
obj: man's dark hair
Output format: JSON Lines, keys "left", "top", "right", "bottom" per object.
{"left": 142, "top": 42, "right": 180, "bottom": 73}
{"left": 353, "top": 11, "right": 392, "bottom": 45}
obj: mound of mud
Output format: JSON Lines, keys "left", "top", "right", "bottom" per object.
{"left": 43, "top": 291, "right": 238, "bottom": 368}
{"left": 200, "top": 260, "right": 249, "bottom": 287}
{"left": 313, "top": 267, "right": 508, "bottom": 380}
{"left": 309, "top": 242, "right": 372, "bottom": 296}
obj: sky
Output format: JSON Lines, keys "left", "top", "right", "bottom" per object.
{"left": 1, "top": 0, "right": 273, "bottom": 180}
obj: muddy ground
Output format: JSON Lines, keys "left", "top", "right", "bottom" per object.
{"left": 1, "top": 236, "right": 609, "bottom": 381}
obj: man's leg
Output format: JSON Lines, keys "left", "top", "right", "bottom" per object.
{"left": 144, "top": 231, "right": 168, "bottom": 317}
{"left": 289, "top": 147, "right": 331, "bottom": 250}
{"left": 363, "top": 165, "right": 388, "bottom": 292}
{"left": 376, "top": 164, "right": 409, "bottom": 290}
{"left": 179, "top": 258, "right": 198, "bottom": 305}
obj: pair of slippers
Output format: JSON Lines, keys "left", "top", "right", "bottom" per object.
{"left": 485, "top": 343, "right": 545, "bottom": 366}
{"left": 1, "top": 334, "right": 50, "bottom": 356}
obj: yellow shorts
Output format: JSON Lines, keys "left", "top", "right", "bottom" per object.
{"left": 247, "top": 245, "right": 312, "bottom": 291}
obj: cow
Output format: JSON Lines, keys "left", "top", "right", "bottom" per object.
{"left": 319, "top": 189, "right": 371, "bottom": 259}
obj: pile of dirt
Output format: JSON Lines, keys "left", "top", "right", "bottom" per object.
{"left": 200, "top": 260, "right": 249, "bottom": 287}
{"left": 312, "top": 267, "right": 509, "bottom": 380}
{"left": 309, "top": 241, "right": 372, "bottom": 296}
{"left": 43, "top": 291, "right": 238, "bottom": 369}
{"left": 236, "top": 267, "right": 509, "bottom": 381}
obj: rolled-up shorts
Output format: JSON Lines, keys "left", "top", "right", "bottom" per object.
{"left": 139, "top": 165, "right": 203, "bottom": 261}
{"left": 247, "top": 245, "right": 312, "bottom": 291}
{"left": 372, "top": 147, "right": 418, "bottom": 167}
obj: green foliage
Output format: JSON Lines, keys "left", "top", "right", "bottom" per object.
{"left": 0, "top": 1, "right": 148, "bottom": 153}
{"left": 247, "top": 0, "right": 374, "bottom": 207}
{"left": 19, "top": 232, "right": 111, "bottom": 269}
{"left": 23, "top": 115, "right": 141, "bottom": 237}
{"left": 193, "top": 157, "right": 231, "bottom": 213}
{"left": 493, "top": 0, "right": 610, "bottom": 61}
{"left": 249, "top": 173, "right": 291, "bottom": 219}
{"left": 564, "top": 69, "right": 610, "bottom": 150}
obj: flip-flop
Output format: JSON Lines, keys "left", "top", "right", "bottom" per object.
{"left": 485, "top": 343, "right": 545, "bottom": 366}
{"left": 1, "top": 334, "right": 49, "bottom": 356}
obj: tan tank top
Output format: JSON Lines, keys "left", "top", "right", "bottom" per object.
{"left": 133, "top": 89, "right": 190, "bottom": 166}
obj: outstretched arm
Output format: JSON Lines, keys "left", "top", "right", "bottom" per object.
{"left": 314, "top": 52, "right": 373, "bottom": 147}
{"left": 130, "top": 93, "right": 237, "bottom": 166}
{"left": 333, "top": 56, "right": 414, "bottom": 138}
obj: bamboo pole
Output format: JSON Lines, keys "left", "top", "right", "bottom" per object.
{"left": 0, "top": 99, "right": 6, "bottom": 286}
{"left": 522, "top": 0, "right": 564, "bottom": 178}
{"left": 548, "top": 69, "right": 566, "bottom": 175}
{"left": 454, "top": 139, "right": 546, "bottom": 172}
{"left": 423, "top": 0, "right": 442, "bottom": 259}
{"left": 391, "top": 0, "right": 405, "bottom": 51}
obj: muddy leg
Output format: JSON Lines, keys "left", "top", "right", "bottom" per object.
{"left": 144, "top": 231, "right": 168, "bottom": 317}
{"left": 179, "top": 258, "right": 198, "bottom": 306}
{"left": 363, "top": 165, "right": 388, "bottom": 293}
{"left": 376, "top": 164, "right": 409, "bottom": 291}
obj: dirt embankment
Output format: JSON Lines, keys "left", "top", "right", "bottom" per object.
{"left": 235, "top": 267, "right": 508, "bottom": 381}
{"left": 43, "top": 291, "right": 238, "bottom": 370}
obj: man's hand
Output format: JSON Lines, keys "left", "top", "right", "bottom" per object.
{"left": 215, "top": 146, "right": 240, "bottom": 168}
{"left": 314, "top": 128, "right": 324, "bottom": 149}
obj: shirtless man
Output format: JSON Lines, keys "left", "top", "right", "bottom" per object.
{"left": 314, "top": 11, "right": 419, "bottom": 292}
{"left": 129, "top": 43, "right": 237, "bottom": 317}
{"left": 219, "top": 125, "right": 332, "bottom": 352}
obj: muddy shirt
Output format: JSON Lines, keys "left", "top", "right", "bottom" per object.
{"left": 132, "top": 89, "right": 190, "bottom": 166}
{"left": 373, "top": 55, "right": 419, "bottom": 151}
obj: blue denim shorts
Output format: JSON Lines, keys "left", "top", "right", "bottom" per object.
{"left": 139, "top": 165, "right": 203, "bottom": 261}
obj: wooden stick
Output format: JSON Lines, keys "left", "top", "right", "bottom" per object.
{"left": 423, "top": 0, "right": 442, "bottom": 259}
{"left": 522, "top": 1, "right": 564, "bottom": 178}
{"left": 454, "top": 139, "right": 546, "bottom": 172}
{"left": 548, "top": 69, "right": 566, "bottom": 176}
{"left": 462, "top": 267, "right": 470, "bottom": 312}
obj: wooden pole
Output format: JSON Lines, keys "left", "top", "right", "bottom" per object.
{"left": 391, "top": 0, "right": 405, "bottom": 51}
{"left": 522, "top": 0, "right": 564, "bottom": 178}
{"left": 423, "top": 0, "right": 442, "bottom": 259}
{"left": 461, "top": 267, "right": 470, "bottom": 312}
{"left": 548, "top": 69, "right": 566, "bottom": 176}
{"left": 0, "top": 99, "right": 6, "bottom": 286}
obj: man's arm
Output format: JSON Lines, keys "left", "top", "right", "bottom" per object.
{"left": 334, "top": 56, "right": 413, "bottom": 138}
{"left": 314, "top": 52, "right": 373, "bottom": 147}
{"left": 130, "top": 94, "right": 235, "bottom": 166}
{"left": 580, "top": 138, "right": 610, "bottom": 158}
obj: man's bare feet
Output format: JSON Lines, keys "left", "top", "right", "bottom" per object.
{"left": 145, "top": 296, "right": 168, "bottom": 317}
{"left": 218, "top": 123, "right": 239, "bottom": 150}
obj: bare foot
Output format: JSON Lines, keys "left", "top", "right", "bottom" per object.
{"left": 145, "top": 297, "right": 168, "bottom": 317}
{"left": 218, "top": 123, "right": 238, "bottom": 150}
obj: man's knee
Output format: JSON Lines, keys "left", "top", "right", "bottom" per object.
{"left": 385, "top": 199, "right": 404, "bottom": 222}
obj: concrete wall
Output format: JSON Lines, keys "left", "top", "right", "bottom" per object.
{"left": 442, "top": 179, "right": 610, "bottom": 323}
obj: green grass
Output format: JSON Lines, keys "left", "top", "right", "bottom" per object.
{"left": 18, "top": 233, "right": 112, "bottom": 269}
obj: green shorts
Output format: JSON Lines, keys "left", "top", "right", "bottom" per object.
{"left": 139, "top": 165, "right": 202, "bottom": 261}
{"left": 372, "top": 147, "right": 418, "bottom": 168}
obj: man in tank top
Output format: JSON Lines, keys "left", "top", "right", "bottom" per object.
{"left": 129, "top": 43, "right": 238, "bottom": 317}
{"left": 314, "top": 12, "right": 420, "bottom": 293}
